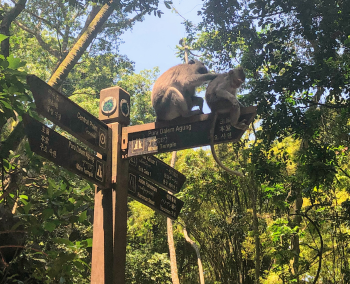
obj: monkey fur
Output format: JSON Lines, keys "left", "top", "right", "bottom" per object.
{"left": 205, "top": 67, "right": 248, "bottom": 177}
{"left": 151, "top": 60, "right": 218, "bottom": 121}
{"left": 206, "top": 67, "right": 248, "bottom": 130}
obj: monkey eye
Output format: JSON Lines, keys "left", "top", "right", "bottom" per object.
{"left": 188, "top": 59, "right": 195, "bottom": 64}
{"left": 197, "top": 67, "right": 208, "bottom": 74}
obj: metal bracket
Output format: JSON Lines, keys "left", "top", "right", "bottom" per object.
{"left": 121, "top": 127, "right": 128, "bottom": 150}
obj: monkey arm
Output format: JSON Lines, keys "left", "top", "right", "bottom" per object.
{"left": 216, "top": 89, "right": 240, "bottom": 106}
{"left": 189, "top": 73, "right": 218, "bottom": 86}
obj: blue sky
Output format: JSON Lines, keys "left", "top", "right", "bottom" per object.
{"left": 119, "top": 0, "right": 204, "bottom": 74}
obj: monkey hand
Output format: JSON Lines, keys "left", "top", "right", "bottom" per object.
{"left": 233, "top": 119, "right": 249, "bottom": 130}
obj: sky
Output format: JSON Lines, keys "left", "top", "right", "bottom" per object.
{"left": 118, "top": 0, "right": 210, "bottom": 112}
{"left": 118, "top": 0, "right": 204, "bottom": 74}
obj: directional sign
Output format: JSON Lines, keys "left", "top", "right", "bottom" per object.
{"left": 129, "top": 155, "right": 185, "bottom": 193}
{"left": 27, "top": 75, "right": 109, "bottom": 155}
{"left": 128, "top": 172, "right": 184, "bottom": 220}
{"left": 123, "top": 106, "right": 257, "bottom": 157}
{"left": 23, "top": 114, "right": 108, "bottom": 188}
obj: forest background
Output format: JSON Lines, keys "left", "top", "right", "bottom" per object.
{"left": 1, "top": 0, "right": 350, "bottom": 283}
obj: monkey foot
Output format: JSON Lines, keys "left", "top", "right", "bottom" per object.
{"left": 232, "top": 119, "right": 249, "bottom": 130}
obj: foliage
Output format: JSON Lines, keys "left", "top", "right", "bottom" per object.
{"left": 117, "top": 68, "right": 158, "bottom": 125}
{"left": 176, "top": 0, "right": 350, "bottom": 282}
{"left": 3, "top": 0, "right": 350, "bottom": 283}
{"left": 0, "top": 35, "right": 30, "bottom": 134}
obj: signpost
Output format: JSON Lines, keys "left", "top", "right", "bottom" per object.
{"left": 23, "top": 114, "right": 107, "bottom": 188}
{"left": 27, "top": 75, "right": 109, "bottom": 155}
{"left": 128, "top": 172, "right": 183, "bottom": 220}
{"left": 23, "top": 74, "right": 257, "bottom": 284}
{"left": 122, "top": 106, "right": 257, "bottom": 157}
{"left": 129, "top": 155, "right": 186, "bottom": 193}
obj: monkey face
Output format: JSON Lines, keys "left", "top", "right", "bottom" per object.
{"left": 229, "top": 67, "right": 245, "bottom": 88}
{"left": 188, "top": 60, "right": 209, "bottom": 74}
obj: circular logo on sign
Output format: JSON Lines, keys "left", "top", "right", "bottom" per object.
{"left": 101, "top": 96, "right": 117, "bottom": 116}
{"left": 120, "top": 99, "right": 130, "bottom": 117}
{"left": 99, "top": 132, "right": 106, "bottom": 147}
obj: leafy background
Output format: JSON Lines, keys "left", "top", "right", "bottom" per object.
{"left": 1, "top": 0, "right": 350, "bottom": 283}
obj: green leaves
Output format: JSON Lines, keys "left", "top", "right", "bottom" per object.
{"left": 43, "top": 221, "right": 57, "bottom": 232}
{"left": 7, "top": 54, "right": 26, "bottom": 70}
{"left": 164, "top": 1, "right": 172, "bottom": 9}
{"left": 0, "top": 34, "right": 9, "bottom": 43}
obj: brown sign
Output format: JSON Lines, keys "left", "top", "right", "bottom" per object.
{"left": 128, "top": 172, "right": 183, "bottom": 220}
{"left": 123, "top": 106, "right": 257, "bottom": 157}
{"left": 129, "top": 155, "right": 185, "bottom": 193}
{"left": 27, "top": 75, "right": 109, "bottom": 155}
{"left": 23, "top": 114, "right": 108, "bottom": 188}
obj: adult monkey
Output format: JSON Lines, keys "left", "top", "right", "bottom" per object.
{"left": 205, "top": 67, "right": 248, "bottom": 177}
{"left": 151, "top": 60, "right": 218, "bottom": 121}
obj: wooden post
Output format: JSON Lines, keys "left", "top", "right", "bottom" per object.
{"left": 91, "top": 128, "right": 113, "bottom": 284}
{"left": 91, "top": 87, "right": 130, "bottom": 284}
{"left": 111, "top": 123, "right": 129, "bottom": 284}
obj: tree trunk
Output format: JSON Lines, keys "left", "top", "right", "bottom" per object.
{"left": 0, "top": 0, "right": 27, "bottom": 57}
{"left": 251, "top": 184, "right": 260, "bottom": 284}
{"left": 183, "top": 228, "right": 205, "bottom": 284}
{"left": 290, "top": 190, "right": 302, "bottom": 283}
{"left": 167, "top": 150, "right": 180, "bottom": 284}
{"left": 290, "top": 86, "right": 323, "bottom": 283}
{"left": 47, "top": 0, "right": 116, "bottom": 89}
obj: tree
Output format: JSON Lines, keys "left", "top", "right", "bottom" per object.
{"left": 0, "top": 0, "right": 27, "bottom": 57}
{"left": 179, "top": 0, "right": 350, "bottom": 282}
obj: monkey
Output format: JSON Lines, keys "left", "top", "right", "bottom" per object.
{"left": 151, "top": 60, "right": 218, "bottom": 121}
{"left": 205, "top": 67, "right": 248, "bottom": 177}
{"left": 206, "top": 67, "right": 248, "bottom": 130}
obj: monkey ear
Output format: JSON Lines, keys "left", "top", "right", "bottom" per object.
{"left": 188, "top": 60, "right": 196, "bottom": 64}
{"left": 229, "top": 70, "right": 234, "bottom": 75}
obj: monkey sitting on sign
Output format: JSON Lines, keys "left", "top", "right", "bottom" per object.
{"left": 151, "top": 60, "right": 218, "bottom": 121}
{"left": 205, "top": 67, "right": 249, "bottom": 177}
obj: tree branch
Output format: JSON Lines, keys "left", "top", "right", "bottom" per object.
{"left": 48, "top": 0, "right": 118, "bottom": 89}
{"left": 183, "top": 228, "right": 205, "bottom": 284}
{"left": 78, "top": 4, "right": 101, "bottom": 38}
{"left": 0, "top": 0, "right": 27, "bottom": 57}
{"left": 290, "top": 213, "right": 323, "bottom": 284}
{"left": 23, "top": 9, "right": 64, "bottom": 37}
{"left": 124, "top": 10, "right": 147, "bottom": 26}
{"left": 301, "top": 99, "right": 348, "bottom": 109}
{"left": 14, "top": 20, "right": 60, "bottom": 58}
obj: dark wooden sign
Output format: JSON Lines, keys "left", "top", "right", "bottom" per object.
{"left": 27, "top": 75, "right": 109, "bottom": 155}
{"left": 23, "top": 114, "right": 108, "bottom": 188}
{"left": 123, "top": 106, "right": 257, "bottom": 157}
{"left": 129, "top": 155, "right": 186, "bottom": 193}
{"left": 128, "top": 171, "right": 184, "bottom": 220}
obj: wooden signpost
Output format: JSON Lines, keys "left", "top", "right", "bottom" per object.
{"left": 122, "top": 106, "right": 257, "bottom": 158}
{"left": 23, "top": 114, "right": 107, "bottom": 188}
{"left": 128, "top": 171, "right": 184, "bottom": 219}
{"left": 27, "top": 75, "right": 109, "bottom": 155}
{"left": 129, "top": 155, "right": 186, "bottom": 193}
{"left": 24, "top": 74, "right": 257, "bottom": 284}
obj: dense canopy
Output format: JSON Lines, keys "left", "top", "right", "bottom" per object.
{"left": 1, "top": 0, "right": 350, "bottom": 283}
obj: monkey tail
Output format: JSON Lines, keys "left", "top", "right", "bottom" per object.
{"left": 210, "top": 112, "right": 243, "bottom": 177}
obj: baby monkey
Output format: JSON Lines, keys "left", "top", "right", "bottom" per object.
{"left": 205, "top": 67, "right": 247, "bottom": 130}
{"left": 205, "top": 67, "right": 248, "bottom": 177}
